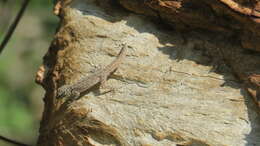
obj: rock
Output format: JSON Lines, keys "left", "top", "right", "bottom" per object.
{"left": 36, "top": 0, "right": 260, "bottom": 145}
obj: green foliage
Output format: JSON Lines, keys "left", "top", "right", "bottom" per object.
{"left": 0, "top": 1, "right": 58, "bottom": 144}
{"left": 0, "top": 87, "right": 33, "bottom": 133}
{"left": 30, "top": 0, "right": 53, "bottom": 9}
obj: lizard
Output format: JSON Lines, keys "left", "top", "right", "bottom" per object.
{"left": 56, "top": 44, "right": 127, "bottom": 99}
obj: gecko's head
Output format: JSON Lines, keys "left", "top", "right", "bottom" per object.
{"left": 56, "top": 85, "right": 72, "bottom": 99}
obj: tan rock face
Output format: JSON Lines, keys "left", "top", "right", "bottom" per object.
{"left": 37, "top": 0, "right": 260, "bottom": 146}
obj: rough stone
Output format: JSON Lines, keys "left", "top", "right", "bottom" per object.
{"left": 36, "top": 0, "right": 260, "bottom": 146}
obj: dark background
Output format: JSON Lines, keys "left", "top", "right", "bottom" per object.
{"left": 0, "top": 0, "right": 58, "bottom": 145}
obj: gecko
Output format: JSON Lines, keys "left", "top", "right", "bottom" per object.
{"left": 57, "top": 44, "right": 127, "bottom": 99}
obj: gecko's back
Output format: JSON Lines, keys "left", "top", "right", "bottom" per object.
{"left": 70, "top": 45, "right": 127, "bottom": 94}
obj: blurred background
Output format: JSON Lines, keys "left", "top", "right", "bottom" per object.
{"left": 0, "top": 0, "right": 58, "bottom": 145}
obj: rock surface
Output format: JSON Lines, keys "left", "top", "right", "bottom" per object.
{"left": 36, "top": 0, "right": 260, "bottom": 146}
{"left": 118, "top": 0, "right": 260, "bottom": 110}
{"left": 119, "top": 0, "right": 260, "bottom": 52}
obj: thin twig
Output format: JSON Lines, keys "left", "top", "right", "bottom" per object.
{"left": 0, "top": 0, "right": 30, "bottom": 54}
{"left": 0, "top": 135, "right": 30, "bottom": 146}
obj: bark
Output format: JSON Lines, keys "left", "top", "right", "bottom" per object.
{"left": 36, "top": 0, "right": 260, "bottom": 145}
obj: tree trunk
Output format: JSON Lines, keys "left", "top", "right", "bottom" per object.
{"left": 36, "top": 0, "right": 260, "bottom": 145}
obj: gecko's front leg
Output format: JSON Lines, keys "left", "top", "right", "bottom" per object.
{"left": 57, "top": 85, "right": 73, "bottom": 99}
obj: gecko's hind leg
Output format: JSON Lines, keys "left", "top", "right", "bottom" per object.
{"left": 100, "top": 74, "right": 108, "bottom": 89}
{"left": 98, "top": 74, "right": 114, "bottom": 94}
